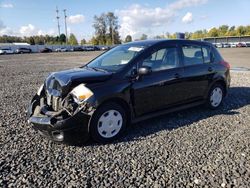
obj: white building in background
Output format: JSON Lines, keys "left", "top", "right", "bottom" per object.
{"left": 12, "top": 42, "right": 30, "bottom": 46}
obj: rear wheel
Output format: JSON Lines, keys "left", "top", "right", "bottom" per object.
{"left": 90, "top": 102, "right": 127, "bottom": 143}
{"left": 206, "top": 83, "right": 224, "bottom": 109}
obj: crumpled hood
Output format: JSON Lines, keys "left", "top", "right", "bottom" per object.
{"left": 45, "top": 67, "right": 112, "bottom": 96}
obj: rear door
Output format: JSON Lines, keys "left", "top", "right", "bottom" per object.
{"left": 180, "top": 43, "right": 215, "bottom": 101}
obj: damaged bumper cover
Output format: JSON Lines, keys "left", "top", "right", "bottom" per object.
{"left": 27, "top": 93, "right": 93, "bottom": 143}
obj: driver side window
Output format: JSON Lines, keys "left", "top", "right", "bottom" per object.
{"left": 141, "top": 47, "right": 178, "bottom": 72}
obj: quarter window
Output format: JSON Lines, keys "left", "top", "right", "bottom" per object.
{"left": 141, "top": 47, "right": 178, "bottom": 72}
{"left": 202, "top": 46, "right": 211, "bottom": 63}
{"left": 182, "top": 45, "right": 203, "bottom": 66}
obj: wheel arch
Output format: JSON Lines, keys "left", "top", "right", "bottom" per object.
{"left": 88, "top": 97, "right": 132, "bottom": 142}
{"left": 215, "top": 80, "right": 227, "bottom": 96}
{"left": 207, "top": 78, "right": 227, "bottom": 98}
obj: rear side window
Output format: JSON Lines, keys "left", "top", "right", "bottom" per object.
{"left": 182, "top": 45, "right": 203, "bottom": 66}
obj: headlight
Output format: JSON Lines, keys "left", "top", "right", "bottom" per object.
{"left": 70, "top": 84, "right": 93, "bottom": 104}
{"left": 37, "top": 84, "right": 44, "bottom": 96}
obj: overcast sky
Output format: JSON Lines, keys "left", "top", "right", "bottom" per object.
{"left": 1, "top": 0, "right": 250, "bottom": 40}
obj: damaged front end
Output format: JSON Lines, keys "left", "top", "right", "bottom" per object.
{"left": 27, "top": 80, "right": 95, "bottom": 143}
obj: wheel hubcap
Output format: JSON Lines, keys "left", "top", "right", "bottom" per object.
{"left": 210, "top": 87, "right": 223, "bottom": 107}
{"left": 97, "top": 110, "right": 123, "bottom": 138}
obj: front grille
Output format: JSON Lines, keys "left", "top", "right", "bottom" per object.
{"left": 46, "top": 92, "right": 62, "bottom": 111}
{"left": 45, "top": 77, "right": 63, "bottom": 112}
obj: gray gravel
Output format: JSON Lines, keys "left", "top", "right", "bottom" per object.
{"left": 0, "top": 53, "right": 250, "bottom": 187}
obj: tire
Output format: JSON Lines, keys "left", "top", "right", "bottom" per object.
{"left": 206, "top": 83, "right": 224, "bottom": 109}
{"left": 90, "top": 102, "right": 127, "bottom": 143}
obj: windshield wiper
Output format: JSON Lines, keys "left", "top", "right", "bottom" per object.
{"left": 85, "top": 66, "right": 108, "bottom": 73}
{"left": 92, "top": 67, "right": 109, "bottom": 72}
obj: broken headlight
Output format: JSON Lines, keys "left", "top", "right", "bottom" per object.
{"left": 70, "top": 84, "right": 93, "bottom": 104}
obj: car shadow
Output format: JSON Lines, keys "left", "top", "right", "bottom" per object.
{"left": 81, "top": 86, "right": 250, "bottom": 146}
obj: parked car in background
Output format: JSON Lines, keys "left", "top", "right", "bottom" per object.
{"left": 72, "top": 47, "right": 84, "bottom": 51}
{"left": 230, "top": 43, "right": 237, "bottom": 48}
{"left": 83, "top": 46, "right": 95, "bottom": 51}
{"left": 216, "top": 43, "right": 223, "bottom": 48}
{"left": 245, "top": 42, "right": 250, "bottom": 47}
{"left": 0, "top": 48, "right": 14, "bottom": 55}
{"left": 55, "top": 47, "right": 68, "bottom": 52}
{"left": 236, "top": 42, "right": 247, "bottom": 47}
{"left": 222, "top": 43, "right": 230, "bottom": 48}
{"left": 15, "top": 47, "right": 32, "bottom": 54}
{"left": 100, "top": 46, "right": 111, "bottom": 50}
{"left": 28, "top": 39, "right": 231, "bottom": 144}
{"left": 212, "top": 43, "right": 217, "bottom": 48}
{"left": 93, "top": 46, "right": 101, "bottom": 51}
{"left": 40, "top": 48, "right": 52, "bottom": 53}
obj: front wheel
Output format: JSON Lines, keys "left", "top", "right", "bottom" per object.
{"left": 206, "top": 84, "right": 224, "bottom": 109}
{"left": 90, "top": 102, "right": 127, "bottom": 143}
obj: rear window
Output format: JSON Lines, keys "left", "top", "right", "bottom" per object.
{"left": 182, "top": 45, "right": 203, "bottom": 66}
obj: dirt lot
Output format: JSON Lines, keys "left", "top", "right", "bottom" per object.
{"left": 0, "top": 50, "right": 250, "bottom": 187}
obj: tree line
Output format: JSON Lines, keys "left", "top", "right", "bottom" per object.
{"left": 1, "top": 11, "right": 250, "bottom": 45}
{"left": 185, "top": 25, "right": 250, "bottom": 39}
{"left": 143, "top": 25, "right": 250, "bottom": 40}
{"left": 0, "top": 33, "right": 79, "bottom": 45}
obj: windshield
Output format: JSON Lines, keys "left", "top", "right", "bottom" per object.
{"left": 86, "top": 45, "right": 145, "bottom": 72}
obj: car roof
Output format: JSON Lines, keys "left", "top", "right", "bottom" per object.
{"left": 123, "top": 39, "right": 212, "bottom": 47}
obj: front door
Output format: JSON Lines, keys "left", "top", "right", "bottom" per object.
{"left": 131, "top": 45, "right": 185, "bottom": 116}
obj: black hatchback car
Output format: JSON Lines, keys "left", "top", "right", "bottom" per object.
{"left": 27, "top": 39, "right": 230, "bottom": 144}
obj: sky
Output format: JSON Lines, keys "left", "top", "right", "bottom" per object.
{"left": 1, "top": 0, "right": 250, "bottom": 41}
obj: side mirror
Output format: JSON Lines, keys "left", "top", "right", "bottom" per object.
{"left": 138, "top": 66, "right": 152, "bottom": 76}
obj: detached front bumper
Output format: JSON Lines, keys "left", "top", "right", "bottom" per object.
{"left": 27, "top": 94, "right": 91, "bottom": 144}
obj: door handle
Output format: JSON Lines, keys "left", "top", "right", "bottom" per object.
{"left": 208, "top": 67, "right": 213, "bottom": 72}
{"left": 174, "top": 73, "right": 181, "bottom": 78}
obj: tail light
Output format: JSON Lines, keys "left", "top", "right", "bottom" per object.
{"left": 220, "top": 61, "right": 230, "bottom": 69}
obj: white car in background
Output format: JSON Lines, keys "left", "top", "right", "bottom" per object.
{"left": 216, "top": 43, "right": 223, "bottom": 48}
{"left": 0, "top": 48, "right": 14, "bottom": 55}
{"left": 55, "top": 47, "right": 68, "bottom": 52}
{"left": 230, "top": 43, "right": 237, "bottom": 48}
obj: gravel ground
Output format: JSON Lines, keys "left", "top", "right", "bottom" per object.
{"left": 0, "top": 52, "right": 250, "bottom": 187}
